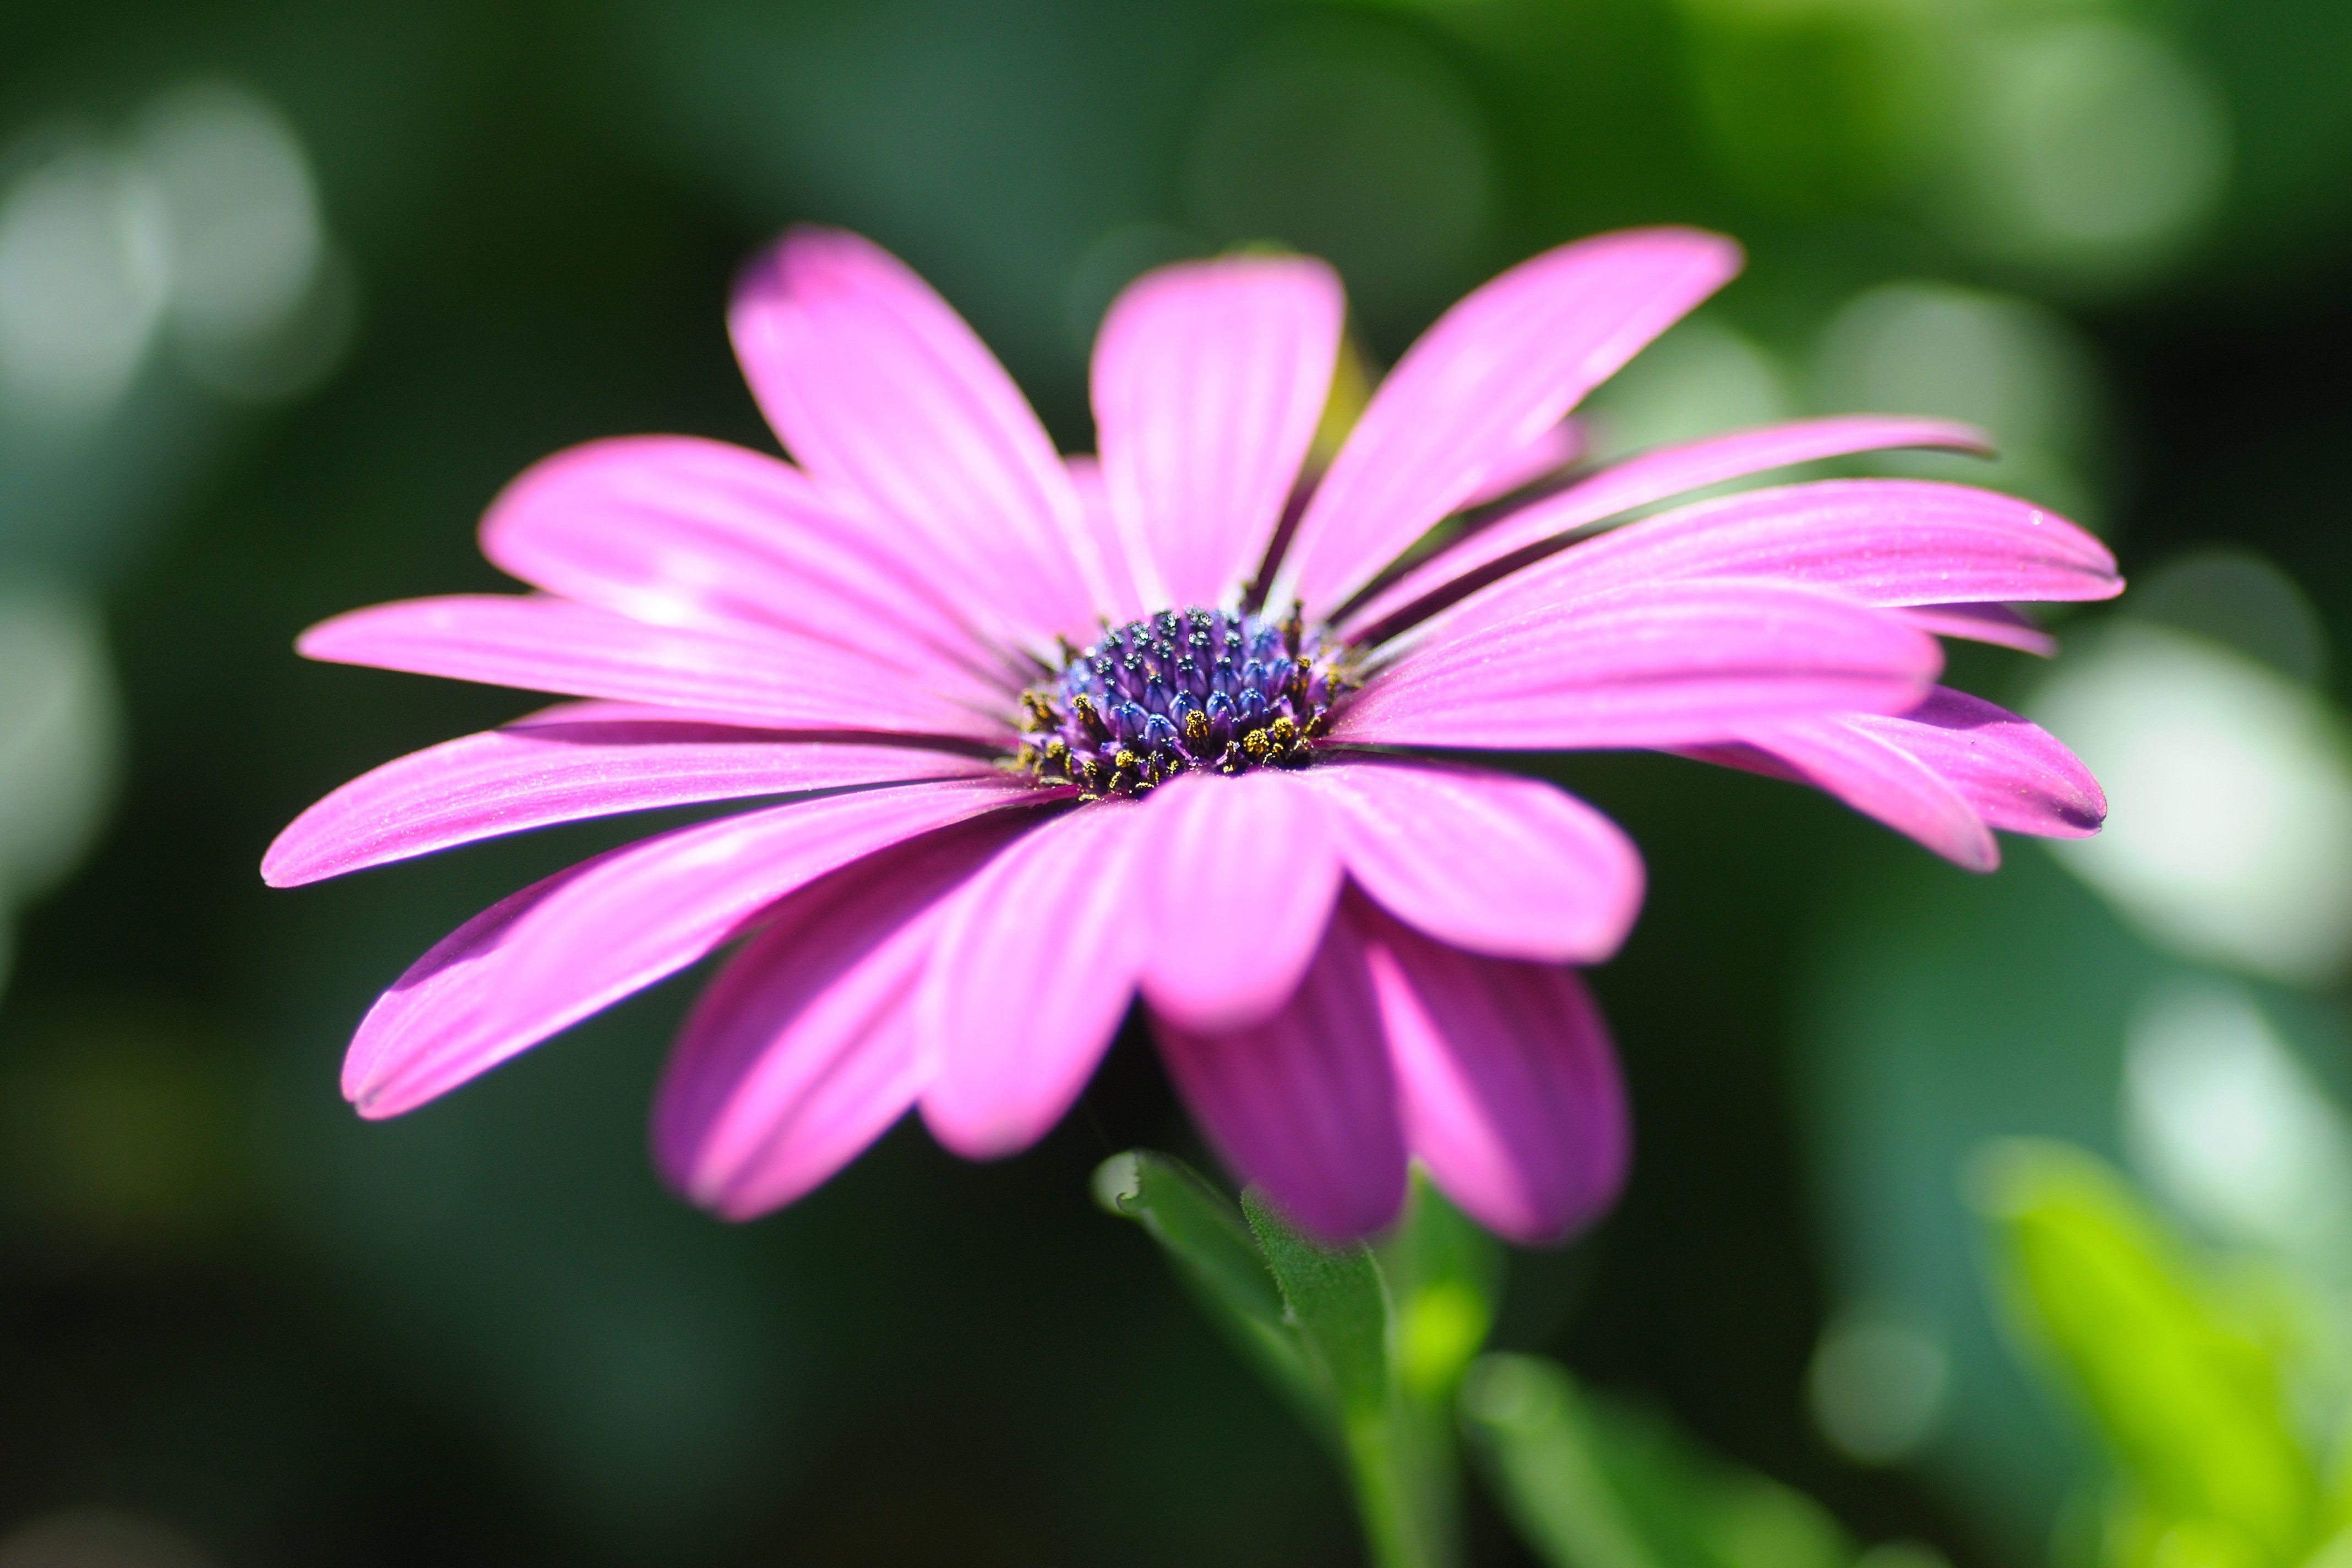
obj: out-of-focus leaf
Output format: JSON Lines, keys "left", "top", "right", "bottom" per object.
{"left": 1094, "top": 1151, "right": 1317, "bottom": 1419}
{"left": 1462, "top": 1353, "right": 1853, "bottom": 1568}
{"left": 1380, "top": 1171, "right": 1505, "bottom": 1403}
{"left": 1971, "top": 1140, "right": 2320, "bottom": 1568}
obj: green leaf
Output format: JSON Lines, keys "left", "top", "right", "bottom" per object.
{"left": 1092, "top": 1151, "right": 1315, "bottom": 1419}
{"left": 1099, "top": 1157, "right": 1474, "bottom": 1568}
{"left": 1970, "top": 1140, "right": 2321, "bottom": 1567}
{"left": 1243, "top": 1185, "right": 1395, "bottom": 1418}
{"left": 1243, "top": 1184, "right": 1461, "bottom": 1568}
{"left": 1462, "top": 1353, "right": 1853, "bottom": 1568}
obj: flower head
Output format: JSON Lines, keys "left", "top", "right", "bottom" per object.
{"left": 268, "top": 225, "right": 2117, "bottom": 1241}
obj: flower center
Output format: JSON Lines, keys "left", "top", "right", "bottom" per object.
{"left": 1016, "top": 605, "right": 1353, "bottom": 798}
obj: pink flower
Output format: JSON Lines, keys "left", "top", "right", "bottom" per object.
{"left": 266, "top": 226, "right": 2117, "bottom": 1242}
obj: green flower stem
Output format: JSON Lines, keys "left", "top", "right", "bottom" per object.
{"left": 1344, "top": 1394, "right": 1462, "bottom": 1568}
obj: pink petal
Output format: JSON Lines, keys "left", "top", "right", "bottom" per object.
{"left": 1899, "top": 602, "right": 2056, "bottom": 656}
{"left": 1866, "top": 687, "right": 2105, "bottom": 838}
{"left": 1066, "top": 455, "right": 1148, "bottom": 624}
{"left": 1092, "top": 255, "right": 1344, "bottom": 609}
{"left": 1363, "top": 907, "right": 1628, "bottom": 1245}
{"left": 1273, "top": 227, "right": 1743, "bottom": 617}
{"left": 651, "top": 815, "right": 1024, "bottom": 1220}
{"left": 1460, "top": 418, "right": 1588, "bottom": 509}
{"left": 1137, "top": 771, "right": 1343, "bottom": 1032}
{"left": 296, "top": 595, "right": 1013, "bottom": 744}
{"left": 477, "top": 435, "right": 1014, "bottom": 694}
{"left": 263, "top": 700, "right": 997, "bottom": 888}
{"left": 1153, "top": 908, "right": 1407, "bottom": 1240}
{"left": 341, "top": 777, "right": 1045, "bottom": 1118}
{"left": 918, "top": 801, "right": 1149, "bottom": 1158}
{"left": 1294, "top": 759, "right": 1642, "bottom": 962}
{"left": 1677, "top": 727, "right": 1998, "bottom": 871}
{"left": 1341, "top": 416, "right": 1992, "bottom": 636}
{"left": 728, "top": 227, "right": 1110, "bottom": 644}
{"left": 1680, "top": 687, "right": 2104, "bottom": 870}
{"left": 1414, "top": 479, "right": 2119, "bottom": 647}
{"left": 1334, "top": 580, "right": 1942, "bottom": 750}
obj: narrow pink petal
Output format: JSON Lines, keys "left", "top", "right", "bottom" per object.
{"left": 1153, "top": 908, "right": 1406, "bottom": 1240}
{"left": 918, "top": 802, "right": 1149, "bottom": 1158}
{"left": 1138, "top": 771, "right": 1343, "bottom": 1032}
{"left": 1412, "top": 479, "right": 2119, "bottom": 649}
{"left": 263, "top": 700, "right": 997, "bottom": 888}
{"left": 1294, "top": 759, "right": 1642, "bottom": 963}
{"left": 1681, "top": 687, "right": 2104, "bottom": 869}
{"left": 1334, "top": 580, "right": 1942, "bottom": 750}
{"left": 477, "top": 435, "right": 1013, "bottom": 692}
{"left": 1273, "top": 227, "right": 1743, "bottom": 617}
{"left": 1899, "top": 602, "right": 2056, "bottom": 656}
{"left": 1460, "top": 418, "right": 1588, "bottom": 509}
{"left": 1092, "top": 255, "right": 1344, "bottom": 608}
{"left": 1363, "top": 907, "right": 1628, "bottom": 1245}
{"left": 728, "top": 227, "right": 1109, "bottom": 643}
{"left": 1870, "top": 688, "right": 2104, "bottom": 836}
{"left": 1342, "top": 416, "right": 1992, "bottom": 636}
{"left": 341, "top": 777, "right": 1046, "bottom": 1119}
{"left": 1677, "top": 726, "right": 1998, "bottom": 870}
{"left": 1066, "top": 455, "right": 1147, "bottom": 624}
{"left": 652, "top": 815, "right": 1025, "bottom": 1220}
{"left": 296, "top": 595, "right": 1013, "bottom": 744}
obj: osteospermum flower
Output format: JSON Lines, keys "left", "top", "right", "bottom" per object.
{"left": 267, "top": 226, "right": 2117, "bottom": 1242}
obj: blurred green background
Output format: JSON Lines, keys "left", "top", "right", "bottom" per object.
{"left": 4, "top": 0, "right": 2351, "bottom": 1562}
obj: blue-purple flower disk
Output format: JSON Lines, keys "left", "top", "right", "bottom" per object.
{"left": 1016, "top": 605, "right": 1353, "bottom": 798}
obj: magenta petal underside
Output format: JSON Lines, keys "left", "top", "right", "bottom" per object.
{"left": 477, "top": 434, "right": 1013, "bottom": 693}
{"left": 652, "top": 815, "right": 1025, "bottom": 1221}
{"left": 1341, "top": 415, "right": 1992, "bottom": 636}
{"left": 263, "top": 701, "right": 997, "bottom": 887}
{"left": 728, "top": 227, "right": 1107, "bottom": 644}
{"left": 1683, "top": 685, "right": 2104, "bottom": 869}
{"left": 919, "top": 802, "right": 1149, "bottom": 1159}
{"left": 1898, "top": 602, "right": 2057, "bottom": 656}
{"left": 342, "top": 777, "right": 1044, "bottom": 1119}
{"left": 1278, "top": 227, "right": 1743, "bottom": 616}
{"left": 1153, "top": 908, "right": 1407, "bottom": 1241}
{"left": 1137, "top": 771, "right": 1343, "bottom": 1032}
{"left": 1682, "top": 725, "right": 2000, "bottom": 870}
{"left": 1297, "top": 759, "right": 1642, "bottom": 963}
{"left": 1363, "top": 908, "right": 1627, "bottom": 1244}
{"left": 1336, "top": 579, "right": 1942, "bottom": 750}
{"left": 297, "top": 595, "right": 1013, "bottom": 744}
{"left": 1861, "top": 687, "right": 2106, "bottom": 837}
{"left": 1093, "top": 254, "right": 1343, "bottom": 609}
{"left": 1422, "top": 480, "right": 2118, "bottom": 647}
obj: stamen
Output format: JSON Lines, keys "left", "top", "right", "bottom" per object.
{"left": 1015, "top": 603, "right": 1353, "bottom": 797}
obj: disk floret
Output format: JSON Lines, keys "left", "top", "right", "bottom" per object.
{"left": 1015, "top": 604, "right": 1352, "bottom": 798}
